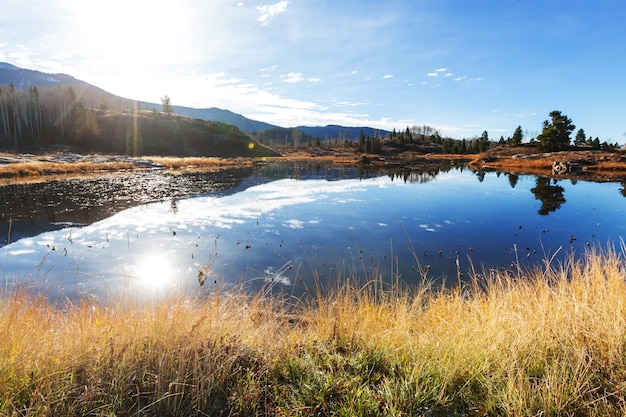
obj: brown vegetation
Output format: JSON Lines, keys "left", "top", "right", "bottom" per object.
{"left": 468, "top": 145, "right": 626, "bottom": 180}
{"left": 4, "top": 247, "right": 626, "bottom": 415}
{"left": 0, "top": 152, "right": 256, "bottom": 184}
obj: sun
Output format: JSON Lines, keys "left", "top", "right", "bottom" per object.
{"left": 133, "top": 255, "right": 174, "bottom": 292}
{"left": 74, "top": 0, "right": 191, "bottom": 68}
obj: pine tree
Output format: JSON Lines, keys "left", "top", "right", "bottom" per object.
{"left": 537, "top": 110, "right": 575, "bottom": 151}
{"left": 161, "top": 95, "right": 173, "bottom": 116}
{"left": 510, "top": 126, "right": 523, "bottom": 145}
{"left": 574, "top": 129, "right": 586, "bottom": 146}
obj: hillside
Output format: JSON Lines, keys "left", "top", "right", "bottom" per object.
{"left": 0, "top": 62, "right": 392, "bottom": 141}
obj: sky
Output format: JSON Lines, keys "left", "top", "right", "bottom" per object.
{"left": 1, "top": 0, "right": 625, "bottom": 141}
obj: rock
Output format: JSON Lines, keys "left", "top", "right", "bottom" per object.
{"left": 552, "top": 161, "right": 582, "bottom": 175}
{"left": 552, "top": 161, "right": 569, "bottom": 175}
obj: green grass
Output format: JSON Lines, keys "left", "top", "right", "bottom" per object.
{"left": 3, "top": 246, "right": 626, "bottom": 416}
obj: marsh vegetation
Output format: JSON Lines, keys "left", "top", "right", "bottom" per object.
{"left": 3, "top": 246, "right": 626, "bottom": 416}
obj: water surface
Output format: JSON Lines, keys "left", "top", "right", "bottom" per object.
{"left": 2, "top": 163, "right": 625, "bottom": 301}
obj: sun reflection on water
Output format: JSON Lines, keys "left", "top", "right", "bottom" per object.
{"left": 132, "top": 256, "right": 175, "bottom": 293}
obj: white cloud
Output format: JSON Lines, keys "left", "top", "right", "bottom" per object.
{"left": 279, "top": 72, "right": 320, "bottom": 84}
{"left": 281, "top": 72, "right": 303, "bottom": 83}
{"left": 382, "top": 74, "right": 394, "bottom": 79}
{"left": 256, "top": 1, "right": 289, "bottom": 26}
{"left": 428, "top": 68, "right": 451, "bottom": 78}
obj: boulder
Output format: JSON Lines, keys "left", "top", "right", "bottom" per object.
{"left": 552, "top": 161, "right": 582, "bottom": 175}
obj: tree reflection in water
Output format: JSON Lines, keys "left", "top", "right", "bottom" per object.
{"left": 508, "top": 174, "right": 519, "bottom": 188}
{"left": 530, "top": 177, "right": 566, "bottom": 215}
{"left": 619, "top": 181, "right": 626, "bottom": 197}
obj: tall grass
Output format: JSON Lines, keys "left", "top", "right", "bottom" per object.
{"left": 0, "top": 156, "right": 252, "bottom": 179}
{"left": 3, "top": 246, "right": 626, "bottom": 416}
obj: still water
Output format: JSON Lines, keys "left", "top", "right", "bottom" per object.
{"left": 2, "top": 162, "right": 626, "bottom": 301}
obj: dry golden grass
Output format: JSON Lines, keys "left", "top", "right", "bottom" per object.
{"left": 588, "top": 160, "right": 626, "bottom": 172}
{"left": 0, "top": 160, "right": 138, "bottom": 178}
{"left": 3, "top": 246, "right": 626, "bottom": 415}
{"left": 469, "top": 157, "right": 555, "bottom": 171}
{"left": 0, "top": 155, "right": 257, "bottom": 184}
{"left": 147, "top": 156, "right": 255, "bottom": 170}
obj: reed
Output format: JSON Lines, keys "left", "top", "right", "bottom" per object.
{"left": 0, "top": 157, "right": 257, "bottom": 179}
{"left": 3, "top": 246, "right": 626, "bottom": 416}
{"left": 147, "top": 156, "right": 254, "bottom": 170}
{"left": 0, "top": 160, "right": 137, "bottom": 178}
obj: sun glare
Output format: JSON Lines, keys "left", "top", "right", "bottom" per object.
{"left": 75, "top": 0, "right": 191, "bottom": 68}
{"left": 134, "top": 255, "right": 174, "bottom": 292}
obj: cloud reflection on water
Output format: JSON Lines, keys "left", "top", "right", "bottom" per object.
{"left": 3, "top": 170, "right": 625, "bottom": 303}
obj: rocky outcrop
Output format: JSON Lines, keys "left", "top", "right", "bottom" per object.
{"left": 552, "top": 161, "right": 583, "bottom": 175}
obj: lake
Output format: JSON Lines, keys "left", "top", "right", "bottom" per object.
{"left": 2, "top": 161, "right": 626, "bottom": 302}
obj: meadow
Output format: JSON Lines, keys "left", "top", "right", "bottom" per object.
{"left": 3, "top": 245, "right": 626, "bottom": 416}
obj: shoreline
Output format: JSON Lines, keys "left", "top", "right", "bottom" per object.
{"left": 2, "top": 147, "right": 626, "bottom": 185}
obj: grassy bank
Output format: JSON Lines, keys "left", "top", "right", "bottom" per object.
{"left": 3, "top": 247, "right": 626, "bottom": 416}
{"left": 0, "top": 154, "right": 254, "bottom": 184}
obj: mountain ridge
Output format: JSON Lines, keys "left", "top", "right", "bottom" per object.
{"left": 0, "top": 62, "right": 389, "bottom": 139}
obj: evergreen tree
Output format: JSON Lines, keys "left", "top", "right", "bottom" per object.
{"left": 161, "top": 95, "right": 173, "bottom": 116}
{"left": 537, "top": 110, "right": 575, "bottom": 151}
{"left": 372, "top": 137, "right": 381, "bottom": 154}
{"left": 478, "top": 130, "right": 490, "bottom": 152}
{"left": 358, "top": 129, "right": 365, "bottom": 152}
{"left": 510, "top": 126, "right": 523, "bottom": 145}
{"left": 574, "top": 128, "right": 586, "bottom": 146}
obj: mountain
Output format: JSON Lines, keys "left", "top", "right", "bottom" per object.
{"left": 0, "top": 62, "right": 111, "bottom": 95}
{"left": 297, "top": 125, "right": 389, "bottom": 140}
{"left": 141, "top": 103, "right": 278, "bottom": 132}
{"left": 0, "top": 62, "right": 277, "bottom": 132}
{"left": 0, "top": 62, "right": 389, "bottom": 140}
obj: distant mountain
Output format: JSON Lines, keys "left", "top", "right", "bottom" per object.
{"left": 0, "top": 62, "right": 389, "bottom": 140}
{"left": 0, "top": 62, "right": 106, "bottom": 92}
{"left": 297, "top": 125, "right": 389, "bottom": 141}
{"left": 140, "top": 102, "right": 278, "bottom": 132}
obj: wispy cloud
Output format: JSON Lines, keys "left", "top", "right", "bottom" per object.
{"left": 256, "top": 1, "right": 289, "bottom": 26}
{"left": 281, "top": 72, "right": 303, "bottom": 83}
{"left": 382, "top": 74, "right": 394, "bottom": 79}
{"left": 333, "top": 100, "right": 369, "bottom": 107}
{"left": 427, "top": 68, "right": 449, "bottom": 77}
{"left": 280, "top": 72, "right": 320, "bottom": 83}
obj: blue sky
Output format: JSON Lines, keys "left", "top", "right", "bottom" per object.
{"left": 1, "top": 0, "right": 625, "bottom": 141}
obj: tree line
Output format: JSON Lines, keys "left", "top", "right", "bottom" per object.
{"left": 387, "top": 110, "right": 620, "bottom": 155}
{"left": 0, "top": 84, "right": 273, "bottom": 157}
{"left": 0, "top": 83, "right": 133, "bottom": 150}
{"left": 1, "top": 85, "right": 618, "bottom": 157}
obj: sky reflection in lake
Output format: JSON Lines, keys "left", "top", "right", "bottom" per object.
{"left": 2, "top": 166, "right": 626, "bottom": 301}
